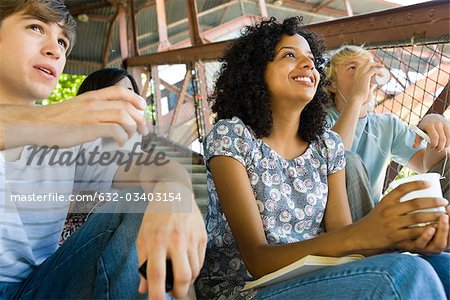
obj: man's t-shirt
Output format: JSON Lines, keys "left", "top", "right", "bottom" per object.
{"left": 0, "top": 139, "right": 119, "bottom": 282}
{"left": 326, "top": 106, "right": 424, "bottom": 202}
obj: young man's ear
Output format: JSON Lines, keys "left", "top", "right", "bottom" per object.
{"left": 329, "top": 82, "right": 337, "bottom": 93}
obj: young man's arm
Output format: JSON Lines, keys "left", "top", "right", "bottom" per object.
{"left": 112, "top": 159, "right": 207, "bottom": 300}
{"left": 331, "top": 100, "right": 364, "bottom": 150}
{"left": 0, "top": 86, "right": 148, "bottom": 150}
{"left": 330, "top": 62, "right": 382, "bottom": 150}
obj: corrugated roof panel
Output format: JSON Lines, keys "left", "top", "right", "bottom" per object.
{"left": 219, "top": 3, "right": 245, "bottom": 23}
{"left": 109, "top": 20, "right": 122, "bottom": 63}
{"left": 70, "top": 20, "right": 108, "bottom": 62}
{"left": 166, "top": 0, "right": 187, "bottom": 24}
{"left": 198, "top": 0, "right": 228, "bottom": 12}
{"left": 136, "top": 5, "right": 158, "bottom": 38}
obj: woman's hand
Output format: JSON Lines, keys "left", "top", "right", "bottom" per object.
{"left": 396, "top": 205, "right": 449, "bottom": 254}
{"left": 354, "top": 180, "right": 448, "bottom": 250}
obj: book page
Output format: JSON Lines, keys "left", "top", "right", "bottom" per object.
{"left": 242, "top": 254, "right": 363, "bottom": 291}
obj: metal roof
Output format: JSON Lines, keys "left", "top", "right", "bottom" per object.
{"left": 64, "top": 0, "right": 427, "bottom": 75}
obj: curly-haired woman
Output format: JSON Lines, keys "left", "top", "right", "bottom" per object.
{"left": 194, "top": 16, "right": 449, "bottom": 300}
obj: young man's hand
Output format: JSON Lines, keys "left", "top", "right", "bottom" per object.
{"left": 136, "top": 181, "right": 207, "bottom": 300}
{"left": 415, "top": 114, "right": 450, "bottom": 151}
{"left": 1, "top": 86, "right": 148, "bottom": 149}
{"left": 346, "top": 61, "right": 383, "bottom": 107}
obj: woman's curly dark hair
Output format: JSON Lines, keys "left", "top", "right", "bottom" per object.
{"left": 209, "top": 16, "right": 329, "bottom": 142}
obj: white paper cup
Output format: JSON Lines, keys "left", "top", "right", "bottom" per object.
{"left": 389, "top": 173, "right": 445, "bottom": 226}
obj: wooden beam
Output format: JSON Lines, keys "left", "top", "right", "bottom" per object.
{"left": 169, "top": 70, "right": 192, "bottom": 138}
{"left": 166, "top": 14, "right": 260, "bottom": 50}
{"left": 160, "top": 102, "right": 195, "bottom": 130}
{"left": 141, "top": 68, "right": 151, "bottom": 98}
{"left": 343, "top": 0, "right": 353, "bottom": 17}
{"left": 128, "top": 0, "right": 139, "bottom": 56}
{"left": 152, "top": 1, "right": 237, "bottom": 36}
{"left": 138, "top": 14, "right": 258, "bottom": 52}
{"left": 102, "top": 12, "right": 119, "bottom": 67}
{"left": 152, "top": 66, "right": 162, "bottom": 134}
{"left": 258, "top": 0, "right": 268, "bottom": 18}
{"left": 311, "top": 0, "right": 339, "bottom": 13}
{"left": 306, "top": 0, "right": 450, "bottom": 49}
{"left": 425, "top": 82, "right": 450, "bottom": 116}
{"left": 196, "top": 62, "right": 212, "bottom": 133}
{"left": 127, "top": 40, "right": 229, "bottom": 66}
{"left": 160, "top": 79, "right": 194, "bottom": 102}
{"left": 117, "top": 3, "right": 128, "bottom": 60}
{"left": 156, "top": 0, "right": 171, "bottom": 51}
{"left": 186, "top": 0, "right": 205, "bottom": 45}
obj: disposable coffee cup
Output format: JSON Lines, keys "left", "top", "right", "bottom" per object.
{"left": 389, "top": 173, "right": 445, "bottom": 226}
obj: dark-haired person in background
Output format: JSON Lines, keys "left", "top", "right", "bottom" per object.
{"left": 194, "top": 16, "right": 449, "bottom": 300}
{"left": 60, "top": 68, "right": 144, "bottom": 243}
{"left": 77, "top": 67, "right": 140, "bottom": 95}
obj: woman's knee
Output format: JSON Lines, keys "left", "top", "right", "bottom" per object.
{"left": 370, "top": 254, "right": 446, "bottom": 299}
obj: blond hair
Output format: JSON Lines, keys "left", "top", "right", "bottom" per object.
{"left": 0, "top": 0, "right": 76, "bottom": 54}
{"left": 324, "top": 45, "right": 373, "bottom": 102}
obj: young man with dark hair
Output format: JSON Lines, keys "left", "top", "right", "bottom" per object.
{"left": 0, "top": 1, "right": 206, "bottom": 299}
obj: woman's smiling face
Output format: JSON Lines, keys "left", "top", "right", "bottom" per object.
{"left": 264, "top": 34, "right": 320, "bottom": 107}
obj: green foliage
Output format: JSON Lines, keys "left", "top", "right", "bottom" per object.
{"left": 35, "top": 74, "right": 86, "bottom": 105}
{"left": 395, "top": 167, "right": 417, "bottom": 180}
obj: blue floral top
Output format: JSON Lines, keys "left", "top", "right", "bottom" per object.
{"left": 195, "top": 117, "right": 346, "bottom": 299}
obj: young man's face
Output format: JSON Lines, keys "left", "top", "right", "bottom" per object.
{"left": 334, "top": 55, "right": 376, "bottom": 118}
{"left": 0, "top": 12, "right": 70, "bottom": 104}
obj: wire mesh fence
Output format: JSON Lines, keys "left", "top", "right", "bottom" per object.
{"left": 367, "top": 37, "right": 450, "bottom": 191}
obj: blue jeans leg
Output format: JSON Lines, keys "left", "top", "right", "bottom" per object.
{"left": 10, "top": 187, "right": 148, "bottom": 299}
{"left": 257, "top": 253, "right": 447, "bottom": 300}
{"left": 421, "top": 253, "right": 450, "bottom": 299}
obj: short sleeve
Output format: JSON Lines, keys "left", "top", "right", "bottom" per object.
{"left": 204, "top": 117, "right": 254, "bottom": 169}
{"left": 320, "top": 130, "right": 346, "bottom": 175}
{"left": 390, "top": 115, "right": 425, "bottom": 166}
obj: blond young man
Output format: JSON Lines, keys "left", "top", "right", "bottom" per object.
{"left": 324, "top": 45, "right": 450, "bottom": 220}
{"left": 0, "top": 1, "right": 206, "bottom": 299}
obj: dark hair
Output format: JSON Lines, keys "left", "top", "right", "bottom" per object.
{"left": 77, "top": 68, "right": 140, "bottom": 95}
{"left": 0, "top": 0, "right": 76, "bottom": 54}
{"left": 210, "top": 16, "right": 328, "bottom": 142}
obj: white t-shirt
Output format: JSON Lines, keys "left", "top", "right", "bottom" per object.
{"left": 0, "top": 139, "right": 119, "bottom": 282}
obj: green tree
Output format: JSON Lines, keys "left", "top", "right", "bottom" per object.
{"left": 35, "top": 73, "right": 86, "bottom": 105}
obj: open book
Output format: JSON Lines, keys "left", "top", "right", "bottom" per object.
{"left": 242, "top": 254, "right": 364, "bottom": 291}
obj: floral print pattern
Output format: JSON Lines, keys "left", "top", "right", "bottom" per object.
{"left": 195, "top": 117, "right": 345, "bottom": 300}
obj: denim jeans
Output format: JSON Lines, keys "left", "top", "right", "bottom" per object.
{"left": 257, "top": 253, "right": 449, "bottom": 299}
{"left": 0, "top": 187, "right": 169, "bottom": 300}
